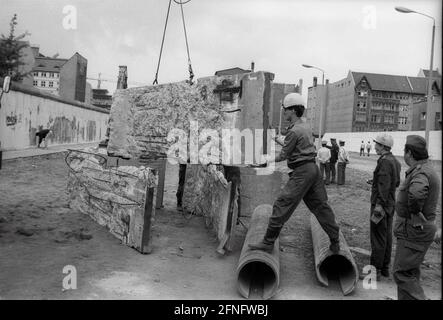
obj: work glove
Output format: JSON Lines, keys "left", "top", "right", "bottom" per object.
{"left": 370, "top": 204, "right": 385, "bottom": 224}
{"left": 274, "top": 135, "right": 285, "bottom": 146}
{"left": 411, "top": 212, "right": 427, "bottom": 230}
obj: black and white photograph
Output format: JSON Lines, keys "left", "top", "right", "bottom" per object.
{"left": 0, "top": 0, "right": 441, "bottom": 307}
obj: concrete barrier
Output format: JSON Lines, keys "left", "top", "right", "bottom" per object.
{"left": 0, "top": 82, "right": 109, "bottom": 151}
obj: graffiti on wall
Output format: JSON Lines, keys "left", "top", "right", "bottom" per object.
{"left": 6, "top": 113, "right": 17, "bottom": 126}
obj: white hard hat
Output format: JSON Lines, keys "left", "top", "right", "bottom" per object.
{"left": 283, "top": 93, "right": 305, "bottom": 109}
{"left": 373, "top": 133, "right": 394, "bottom": 148}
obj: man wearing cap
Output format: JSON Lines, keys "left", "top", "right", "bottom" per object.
{"left": 369, "top": 133, "right": 401, "bottom": 280}
{"left": 393, "top": 135, "right": 439, "bottom": 300}
{"left": 248, "top": 93, "right": 340, "bottom": 254}
{"left": 327, "top": 138, "right": 339, "bottom": 184}
{"left": 317, "top": 141, "right": 331, "bottom": 185}
{"left": 337, "top": 140, "right": 349, "bottom": 185}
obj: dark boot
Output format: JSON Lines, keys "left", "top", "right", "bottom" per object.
{"left": 381, "top": 268, "right": 390, "bottom": 278}
{"left": 248, "top": 228, "right": 280, "bottom": 253}
{"left": 248, "top": 241, "right": 274, "bottom": 253}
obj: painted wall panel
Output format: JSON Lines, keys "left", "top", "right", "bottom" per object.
{"left": 0, "top": 89, "right": 109, "bottom": 150}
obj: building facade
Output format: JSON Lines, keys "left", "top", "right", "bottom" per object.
{"left": 307, "top": 70, "right": 441, "bottom": 134}
{"left": 91, "top": 88, "right": 113, "bottom": 110}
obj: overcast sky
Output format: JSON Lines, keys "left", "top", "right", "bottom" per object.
{"left": 1, "top": 0, "right": 442, "bottom": 99}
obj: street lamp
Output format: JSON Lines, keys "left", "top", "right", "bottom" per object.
{"left": 302, "top": 64, "right": 324, "bottom": 85}
{"left": 395, "top": 6, "right": 436, "bottom": 145}
{"left": 302, "top": 64, "right": 326, "bottom": 148}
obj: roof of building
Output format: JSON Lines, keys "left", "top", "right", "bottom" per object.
{"left": 351, "top": 71, "right": 441, "bottom": 95}
{"left": 419, "top": 69, "right": 441, "bottom": 78}
{"left": 33, "top": 57, "right": 68, "bottom": 72}
{"left": 407, "top": 77, "right": 428, "bottom": 94}
{"left": 352, "top": 72, "right": 412, "bottom": 93}
{"left": 214, "top": 67, "right": 251, "bottom": 76}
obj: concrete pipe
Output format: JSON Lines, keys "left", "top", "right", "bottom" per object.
{"left": 236, "top": 204, "right": 279, "bottom": 300}
{"left": 310, "top": 215, "right": 359, "bottom": 295}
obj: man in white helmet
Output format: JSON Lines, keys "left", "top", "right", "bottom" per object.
{"left": 249, "top": 93, "right": 340, "bottom": 254}
{"left": 368, "top": 133, "right": 401, "bottom": 280}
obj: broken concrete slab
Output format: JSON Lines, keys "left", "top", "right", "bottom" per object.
{"left": 107, "top": 72, "right": 274, "bottom": 165}
{"left": 182, "top": 164, "right": 233, "bottom": 252}
{"left": 67, "top": 150, "right": 157, "bottom": 253}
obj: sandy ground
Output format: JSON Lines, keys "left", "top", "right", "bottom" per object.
{"left": 0, "top": 151, "right": 441, "bottom": 300}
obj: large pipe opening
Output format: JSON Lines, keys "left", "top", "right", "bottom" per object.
{"left": 237, "top": 259, "right": 278, "bottom": 300}
{"left": 318, "top": 254, "right": 357, "bottom": 295}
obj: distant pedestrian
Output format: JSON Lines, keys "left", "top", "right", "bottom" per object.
{"left": 317, "top": 141, "right": 331, "bottom": 184}
{"left": 369, "top": 133, "right": 401, "bottom": 281}
{"left": 35, "top": 129, "right": 52, "bottom": 148}
{"left": 326, "top": 138, "right": 339, "bottom": 184}
{"left": 360, "top": 140, "right": 365, "bottom": 156}
{"left": 366, "top": 141, "right": 372, "bottom": 156}
{"left": 393, "top": 135, "right": 440, "bottom": 300}
{"left": 337, "top": 140, "right": 349, "bottom": 185}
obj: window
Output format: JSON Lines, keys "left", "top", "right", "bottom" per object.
{"left": 357, "top": 90, "right": 368, "bottom": 97}
{"left": 371, "top": 115, "right": 380, "bottom": 123}
{"left": 41, "top": 81, "right": 46, "bottom": 87}
{"left": 420, "top": 112, "right": 426, "bottom": 120}
{"left": 356, "top": 114, "right": 366, "bottom": 122}
{"left": 50, "top": 73, "right": 54, "bottom": 78}
{"left": 357, "top": 101, "right": 366, "bottom": 109}
{"left": 384, "top": 104, "right": 396, "bottom": 111}
{"left": 33, "top": 72, "right": 38, "bottom": 77}
{"left": 399, "top": 105, "right": 408, "bottom": 112}
{"left": 398, "top": 117, "right": 408, "bottom": 125}
{"left": 55, "top": 73, "right": 59, "bottom": 78}
{"left": 436, "top": 112, "right": 441, "bottom": 120}
{"left": 49, "top": 81, "right": 54, "bottom": 88}
{"left": 371, "top": 103, "right": 383, "bottom": 110}
{"left": 385, "top": 115, "right": 395, "bottom": 124}
{"left": 33, "top": 80, "right": 38, "bottom": 86}
{"left": 41, "top": 72, "right": 46, "bottom": 77}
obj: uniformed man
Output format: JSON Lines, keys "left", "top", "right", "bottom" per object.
{"left": 248, "top": 93, "right": 340, "bottom": 254}
{"left": 337, "top": 140, "right": 349, "bottom": 185}
{"left": 369, "top": 133, "right": 401, "bottom": 280}
{"left": 393, "top": 135, "right": 439, "bottom": 300}
{"left": 327, "top": 138, "right": 339, "bottom": 184}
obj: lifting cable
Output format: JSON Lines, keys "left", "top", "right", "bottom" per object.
{"left": 153, "top": 0, "right": 194, "bottom": 85}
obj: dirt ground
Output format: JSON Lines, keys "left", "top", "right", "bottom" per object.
{"left": 0, "top": 151, "right": 441, "bottom": 300}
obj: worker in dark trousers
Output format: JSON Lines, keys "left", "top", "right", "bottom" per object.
{"left": 35, "top": 128, "right": 52, "bottom": 148}
{"left": 393, "top": 135, "right": 439, "bottom": 300}
{"left": 176, "top": 163, "right": 187, "bottom": 211}
{"left": 327, "top": 138, "right": 339, "bottom": 184}
{"left": 248, "top": 93, "right": 340, "bottom": 254}
{"left": 368, "top": 133, "right": 401, "bottom": 280}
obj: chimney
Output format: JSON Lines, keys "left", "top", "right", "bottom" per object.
{"left": 298, "top": 79, "right": 303, "bottom": 93}
{"left": 250, "top": 61, "right": 255, "bottom": 72}
{"left": 313, "top": 76, "right": 317, "bottom": 87}
{"left": 31, "top": 45, "right": 40, "bottom": 58}
{"left": 117, "top": 65, "right": 128, "bottom": 89}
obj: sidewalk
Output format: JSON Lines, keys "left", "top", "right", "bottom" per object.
{"left": 1, "top": 142, "right": 99, "bottom": 160}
